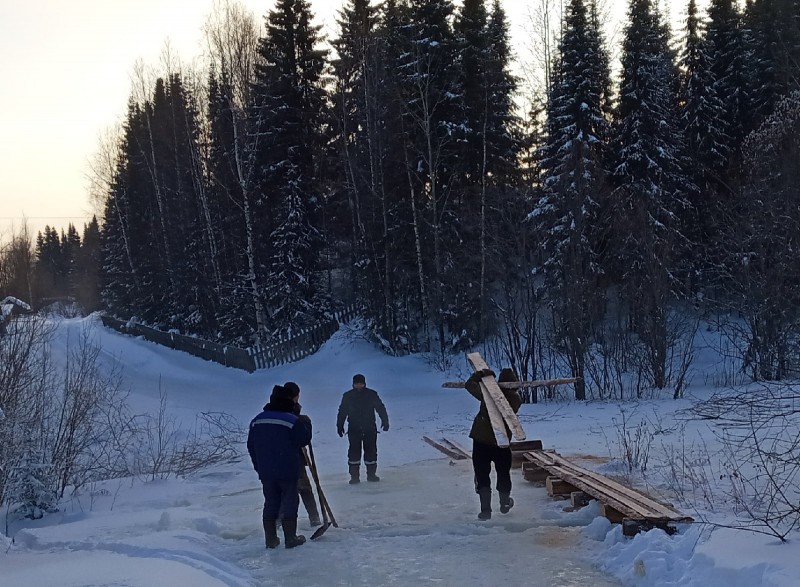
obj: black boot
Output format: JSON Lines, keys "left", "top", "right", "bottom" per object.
{"left": 499, "top": 492, "right": 514, "bottom": 514}
{"left": 300, "top": 486, "right": 321, "bottom": 525}
{"left": 366, "top": 464, "right": 380, "bottom": 482}
{"left": 263, "top": 518, "right": 280, "bottom": 549}
{"left": 478, "top": 488, "right": 492, "bottom": 520}
{"left": 282, "top": 518, "right": 306, "bottom": 549}
{"left": 349, "top": 464, "right": 360, "bottom": 485}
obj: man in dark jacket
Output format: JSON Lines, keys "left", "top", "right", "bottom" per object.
{"left": 247, "top": 384, "right": 312, "bottom": 549}
{"left": 336, "top": 373, "right": 389, "bottom": 484}
{"left": 465, "top": 367, "right": 522, "bottom": 520}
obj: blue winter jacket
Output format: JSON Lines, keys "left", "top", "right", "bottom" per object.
{"left": 247, "top": 398, "right": 312, "bottom": 481}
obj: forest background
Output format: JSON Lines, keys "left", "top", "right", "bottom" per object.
{"left": 2, "top": 0, "right": 800, "bottom": 402}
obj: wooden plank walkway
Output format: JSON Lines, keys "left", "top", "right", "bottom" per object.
{"left": 522, "top": 450, "right": 693, "bottom": 535}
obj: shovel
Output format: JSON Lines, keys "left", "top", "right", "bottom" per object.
{"left": 304, "top": 442, "right": 337, "bottom": 540}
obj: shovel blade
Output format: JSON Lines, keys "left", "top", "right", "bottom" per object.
{"left": 310, "top": 522, "right": 331, "bottom": 540}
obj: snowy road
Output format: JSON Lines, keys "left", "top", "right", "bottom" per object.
{"left": 209, "top": 457, "right": 620, "bottom": 586}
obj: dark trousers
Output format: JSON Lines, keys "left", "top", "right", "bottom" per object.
{"left": 347, "top": 428, "right": 378, "bottom": 466}
{"left": 261, "top": 478, "right": 300, "bottom": 521}
{"left": 472, "top": 441, "right": 512, "bottom": 494}
{"left": 298, "top": 465, "right": 313, "bottom": 496}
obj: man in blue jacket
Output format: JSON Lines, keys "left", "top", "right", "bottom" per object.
{"left": 247, "top": 384, "right": 312, "bottom": 549}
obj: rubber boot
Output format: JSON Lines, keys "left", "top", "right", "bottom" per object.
{"left": 282, "top": 518, "right": 306, "bottom": 549}
{"left": 300, "top": 486, "right": 321, "bottom": 525}
{"left": 263, "top": 518, "right": 280, "bottom": 549}
{"left": 477, "top": 488, "right": 492, "bottom": 520}
{"left": 366, "top": 464, "right": 380, "bottom": 482}
{"left": 349, "top": 464, "right": 361, "bottom": 485}
{"left": 499, "top": 492, "right": 514, "bottom": 514}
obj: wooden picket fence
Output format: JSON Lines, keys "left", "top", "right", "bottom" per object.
{"left": 100, "top": 304, "right": 359, "bottom": 373}
{"left": 100, "top": 315, "right": 257, "bottom": 371}
{"left": 247, "top": 305, "right": 359, "bottom": 369}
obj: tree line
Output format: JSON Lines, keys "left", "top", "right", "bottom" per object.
{"left": 2, "top": 0, "right": 799, "bottom": 397}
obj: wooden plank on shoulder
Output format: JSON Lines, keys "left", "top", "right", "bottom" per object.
{"left": 441, "top": 377, "right": 580, "bottom": 389}
{"left": 466, "top": 352, "right": 527, "bottom": 442}
{"left": 481, "top": 383, "right": 511, "bottom": 447}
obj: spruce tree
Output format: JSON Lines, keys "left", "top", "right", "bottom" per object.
{"left": 532, "top": 0, "right": 611, "bottom": 399}
{"left": 61, "top": 223, "right": 81, "bottom": 300}
{"left": 204, "top": 3, "right": 264, "bottom": 342}
{"left": 610, "top": 0, "right": 690, "bottom": 390}
{"left": 733, "top": 91, "right": 800, "bottom": 380}
{"left": 705, "top": 0, "right": 756, "bottom": 167}
{"left": 450, "top": 0, "right": 521, "bottom": 344}
{"left": 75, "top": 217, "right": 101, "bottom": 312}
{"left": 678, "top": 0, "right": 730, "bottom": 287}
{"left": 100, "top": 100, "right": 159, "bottom": 323}
{"left": 331, "top": 0, "right": 405, "bottom": 341}
{"left": 394, "top": 0, "right": 462, "bottom": 351}
{"left": 331, "top": 0, "right": 379, "bottom": 289}
{"left": 33, "top": 226, "right": 62, "bottom": 306}
{"left": 745, "top": 0, "right": 800, "bottom": 122}
{"left": 252, "top": 0, "right": 329, "bottom": 337}
{"left": 367, "top": 0, "right": 423, "bottom": 351}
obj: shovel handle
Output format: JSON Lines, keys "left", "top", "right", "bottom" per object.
{"left": 306, "top": 443, "right": 338, "bottom": 528}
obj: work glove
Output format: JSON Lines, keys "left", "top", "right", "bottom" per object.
{"left": 479, "top": 368, "right": 496, "bottom": 378}
{"left": 382, "top": 423, "right": 390, "bottom": 432}
{"left": 337, "top": 427, "right": 344, "bottom": 437}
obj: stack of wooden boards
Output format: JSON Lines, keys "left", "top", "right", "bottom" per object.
{"left": 521, "top": 449, "right": 693, "bottom": 536}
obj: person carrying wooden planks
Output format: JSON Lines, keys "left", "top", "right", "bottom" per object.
{"left": 465, "top": 367, "right": 523, "bottom": 520}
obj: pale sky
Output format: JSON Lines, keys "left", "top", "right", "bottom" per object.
{"left": 0, "top": 0, "right": 696, "bottom": 242}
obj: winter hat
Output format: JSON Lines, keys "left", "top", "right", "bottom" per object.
{"left": 498, "top": 368, "right": 518, "bottom": 383}
{"left": 353, "top": 373, "right": 366, "bottom": 385}
{"left": 284, "top": 381, "right": 301, "bottom": 398}
{"left": 269, "top": 384, "right": 292, "bottom": 402}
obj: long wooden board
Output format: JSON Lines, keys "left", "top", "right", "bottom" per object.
{"left": 443, "top": 437, "right": 472, "bottom": 459}
{"left": 441, "top": 377, "right": 580, "bottom": 389}
{"left": 423, "top": 436, "right": 471, "bottom": 460}
{"left": 524, "top": 450, "right": 692, "bottom": 523}
{"left": 466, "top": 352, "right": 526, "bottom": 442}
{"left": 530, "top": 451, "right": 680, "bottom": 518}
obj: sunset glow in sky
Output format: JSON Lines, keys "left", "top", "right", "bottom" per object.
{"left": 0, "top": 0, "right": 700, "bottom": 240}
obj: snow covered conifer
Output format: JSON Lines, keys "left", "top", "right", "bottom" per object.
{"left": 608, "top": 0, "right": 691, "bottom": 389}
{"left": 678, "top": 0, "right": 730, "bottom": 287}
{"left": 252, "top": 0, "right": 329, "bottom": 337}
{"left": 531, "top": 0, "right": 611, "bottom": 400}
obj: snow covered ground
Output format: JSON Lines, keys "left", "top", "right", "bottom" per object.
{"left": 2, "top": 314, "right": 799, "bottom": 586}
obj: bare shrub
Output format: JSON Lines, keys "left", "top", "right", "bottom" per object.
{"left": 607, "top": 407, "right": 656, "bottom": 480}
{"left": 47, "top": 324, "right": 127, "bottom": 496}
{"left": 1, "top": 317, "right": 243, "bottom": 527}
{"left": 0, "top": 316, "right": 54, "bottom": 509}
{"left": 656, "top": 429, "right": 720, "bottom": 512}
{"left": 130, "top": 388, "right": 242, "bottom": 481}
{"left": 686, "top": 384, "right": 800, "bottom": 541}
